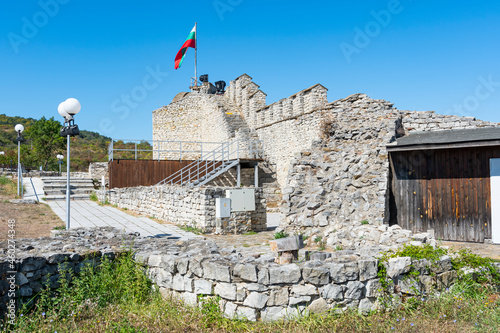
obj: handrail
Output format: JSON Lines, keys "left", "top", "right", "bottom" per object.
{"left": 155, "top": 139, "right": 248, "bottom": 186}
{"left": 108, "top": 139, "right": 224, "bottom": 162}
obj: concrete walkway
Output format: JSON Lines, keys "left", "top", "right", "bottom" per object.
{"left": 22, "top": 177, "right": 45, "bottom": 201}
{"left": 47, "top": 200, "right": 202, "bottom": 240}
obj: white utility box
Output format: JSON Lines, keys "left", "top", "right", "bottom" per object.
{"left": 226, "top": 189, "right": 255, "bottom": 212}
{"left": 216, "top": 198, "right": 231, "bottom": 218}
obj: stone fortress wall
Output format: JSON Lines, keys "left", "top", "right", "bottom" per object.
{"left": 152, "top": 73, "right": 499, "bottom": 237}
{"left": 106, "top": 186, "right": 267, "bottom": 234}
{"left": 279, "top": 94, "right": 499, "bottom": 243}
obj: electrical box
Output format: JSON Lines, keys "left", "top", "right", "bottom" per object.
{"left": 216, "top": 198, "right": 231, "bottom": 218}
{"left": 226, "top": 189, "right": 255, "bottom": 212}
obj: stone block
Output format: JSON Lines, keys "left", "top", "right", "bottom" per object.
{"left": 214, "top": 283, "right": 237, "bottom": 301}
{"left": 289, "top": 296, "right": 311, "bottom": 306}
{"left": 194, "top": 279, "right": 213, "bottom": 295}
{"left": 148, "top": 255, "right": 162, "bottom": 267}
{"left": 308, "top": 298, "right": 329, "bottom": 314}
{"left": 397, "top": 276, "right": 420, "bottom": 295}
{"left": 358, "top": 259, "right": 378, "bottom": 282}
{"left": 236, "top": 306, "right": 257, "bottom": 321}
{"left": 386, "top": 257, "right": 411, "bottom": 278}
{"left": 244, "top": 283, "right": 268, "bottom": 292}
{"left": 181, "top": 292, "right": 198, "bottom": 306}
{"left": 202, "top": 261, "right": 231, "bottom": 282}
{"left": 269, "top": 264, "right": 301, "bottom": 284}
{"left": 358, "top": 298, "right": 373, "bottom": 315}
{"left": 240, "top": 264, "right": 258, "bottom": 282}
{"left": 172, "top": 274, "right": 185, "bottom": 291}
{"left": 431, "top": 256, "right": 452, "bottom": 274}
{"left": 261, "top": 306, "right": 287, "bottom": 321}
{"left": 344, "top": 281, "right": 365, "bottom": 300}
{"left": 46, "top": 253, "right": 71, "bottom": 264}
{"left": 321, "top": 284, "right": 344, "bottom": 301}
{"left": 268, "top": 288, "right": 289, "bottom": 306}
{"left": 243, "top": 292, "right": 269, "bottom": 309}
{"left": 418, "top": 275, "right": 435, "bottom": 294}
{"left": 16, "top": 273, "right": 29, "bottom": 286}
{"left": 20, "top": 257, "right": 46, "bottom": 272}
{"left": 19, "top": 286, "right": 33, "bottom": 297}
{"left": 412, "top": 259, "right": 430, "bottom": 275}
{"left": 329, "top": 262, "right": 359, "bottom": 283}
{"left": 291, "top": 284, "right": 317, "bottom": 296}
{"left": 224, "top": 301, "right": 237, "bottom": 318}
{"left": 269, "top": 235, "right": 304, "bottom": 252}
{"left": 302, "top": 266, "right": 330, "bottom": 285}
{"left": 188, "top": 258, "right": 203, "bottom": 277}
{"left": 365, "top": 279, "right": 383, "bottom": 298}
{"left": 155, "top": 269, "right": 173, "bottom": 289}
{"left": 175, "top": 257, "right": 189, "bottom": 275}
{"left": 437, "top": 270, "right": 458, "bottom": 289}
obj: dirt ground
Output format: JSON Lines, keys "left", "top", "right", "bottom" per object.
{"left": 441, "top": 240, "right": 500, "bottom": 260}
{"left": 0, "top": 195, "right": 64, "bottom": 241}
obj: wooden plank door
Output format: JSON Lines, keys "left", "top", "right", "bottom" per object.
{"left": 491, "top": 158, "right": 500, "bottom": 244}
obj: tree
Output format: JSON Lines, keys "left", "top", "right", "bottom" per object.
{"left": 24, "top": 117, "right": 65, "bottom": 170}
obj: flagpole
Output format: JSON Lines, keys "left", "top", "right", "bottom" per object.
{"left": 194, "top": 22, "right": 197, "bottom": 86}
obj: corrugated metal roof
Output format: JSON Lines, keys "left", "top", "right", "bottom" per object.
{"left": 394, "top": 127, "right": 500, "bottom": 147}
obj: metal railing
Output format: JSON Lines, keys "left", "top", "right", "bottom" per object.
{"left": 156, "top": 139, "right": 262, "bottom": 186}
{"left": 108, "top": 139, "right": 224, "bottom": 162}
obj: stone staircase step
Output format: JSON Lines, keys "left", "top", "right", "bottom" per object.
{"left": 41, "top": 177, "right": 95, "bottom": 198}
{"left": 44, "top": 194, "right": 90, "bottom": 201}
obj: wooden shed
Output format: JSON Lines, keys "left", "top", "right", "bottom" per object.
{"left": 387, "top": 127, "right": 500, "bottom": 243}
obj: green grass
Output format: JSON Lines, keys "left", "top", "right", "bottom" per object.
{"left": 376, "top": 244, "right": 500, "bottom": 292}
{"left": 273, "top": 231, "right": 288, "bottom": 239}
{"left": 243, "top": 231, "right": 257, "bottom": 235}
{"left": 89, "top": 191, "right": 98, "bottom": 202}
{"left": 360, "top": 220, "right": 369, "bottom": 225}
{"left": 0, "top": 175, "right": 17, "bottom": 197}
{"left": 3, "top": 269, "right": 499, "bottom": 332}
{"left": 179, "top": 225, "right": 205, "bottom": 235}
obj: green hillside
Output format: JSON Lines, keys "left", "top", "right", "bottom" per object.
{"left": 0, "top": 114, "right": 111, "bottom": 172}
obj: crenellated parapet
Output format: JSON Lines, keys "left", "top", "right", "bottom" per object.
{"left": 253, "top": 84, "right": 328, "bottom": 129}
{"left": 225, "top": 74, "right": 329, "bottom": 131}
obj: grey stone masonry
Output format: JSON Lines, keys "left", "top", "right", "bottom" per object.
{"left": 106, "top": 185, "right": 267, "bottom": 234}
{"left": 3, "top": 227, "right": 496, "bottom": 320}
{"left": 279, "top": 93, "right": 499, "bottom": 243}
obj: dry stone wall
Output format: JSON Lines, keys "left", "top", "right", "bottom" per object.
{"left": 89, "top": 162, "right": 108, "bottom": 180}
{"left": 279, "top": 93, "right": 500, "bottom": 242}
{"left": 3, "top": 227, "right": 492, "bottom": 321}
{"left": 106, "top": 185, "right": 267, "bottom": 234}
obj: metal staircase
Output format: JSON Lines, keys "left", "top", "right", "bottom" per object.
{"left": 156, "top": 140, "right": 247, "bottom": 187}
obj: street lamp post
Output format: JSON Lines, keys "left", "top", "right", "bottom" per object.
{"left": 0, "top": 151, "right": 4, "bottom": 172}
{"left": 15, "top": 124, "right": 24, "bottom": 197}
{"left": 57, "top": 154, "right": 64, "bottom": 176}
{"left": 58, "top": 98, "right": 81, "bottom": 229}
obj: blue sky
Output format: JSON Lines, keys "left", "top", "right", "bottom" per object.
{"left": 1, "top": 0, "right": 499, "bottom": 140}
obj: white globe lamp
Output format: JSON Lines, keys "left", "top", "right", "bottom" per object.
{"left": 15, "top": 124, "right": 24, "bottom": 133}
{"left": 64, "top": 98, "right": 81, "bottom": 115}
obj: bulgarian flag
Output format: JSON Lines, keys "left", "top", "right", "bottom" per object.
{"left": 174, "top": 25, "right": 196, "bottom": 69}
